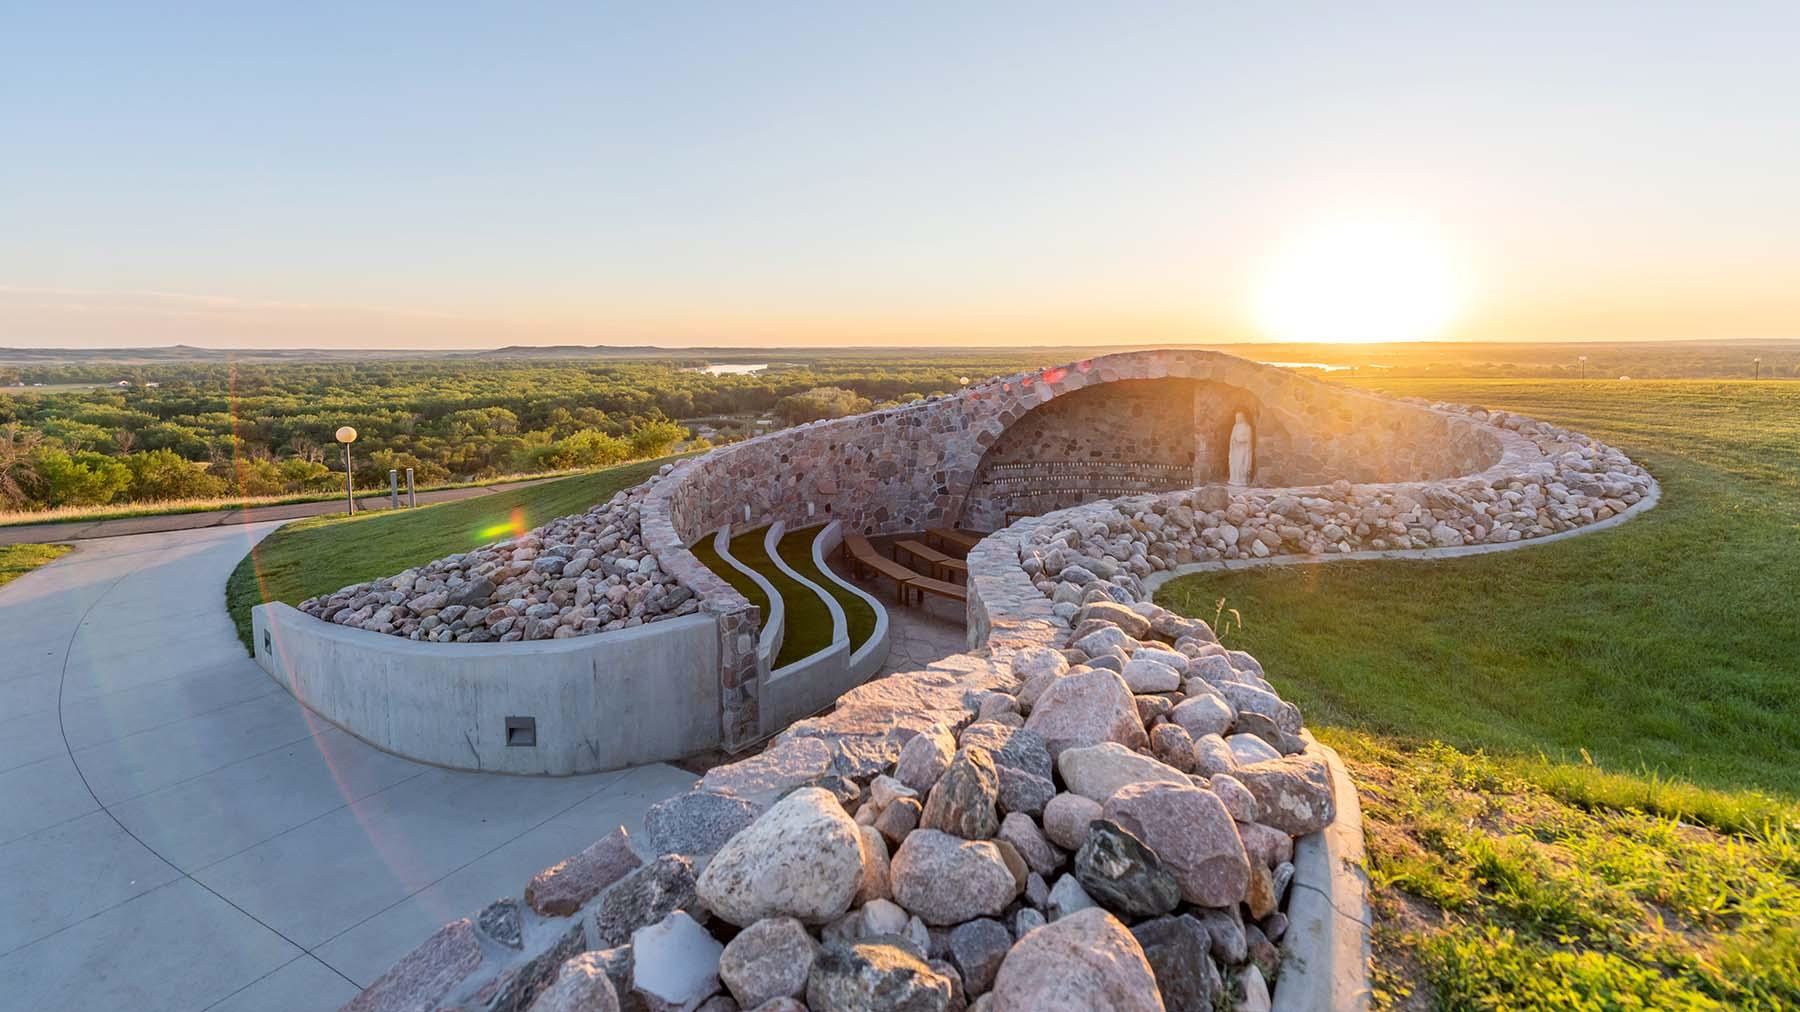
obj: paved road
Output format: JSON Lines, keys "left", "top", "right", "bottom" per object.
{"left": 0, "top": 476, "right": 562, "bottom": 546}
{"left": 0, "top": 523, "right": 695, "bottom": 1011}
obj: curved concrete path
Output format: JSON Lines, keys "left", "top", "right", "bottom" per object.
{"left": 0, "top": 523, "right": 696, "bottom": 1012}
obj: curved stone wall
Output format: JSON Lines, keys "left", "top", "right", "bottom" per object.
{"left": 639, "top": 349, "right": 1509, "bottom": 744}
{"left": 339, "top": 352, "right": 1658, "bottom": 1012}
{"left": 649, "top": 350, "right": 1503, "bottom": 550}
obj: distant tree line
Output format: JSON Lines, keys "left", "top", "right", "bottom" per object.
{"left": 0, "top": 358, "right": 1004, "bottom": 511}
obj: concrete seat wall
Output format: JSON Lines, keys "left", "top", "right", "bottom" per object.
{"left": 251, "top": 602, "right": 721, "bottom": 775}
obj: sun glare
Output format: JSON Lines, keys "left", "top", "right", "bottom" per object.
{"left": 1253, "top": 221, "right": 1468, "bottom": 343}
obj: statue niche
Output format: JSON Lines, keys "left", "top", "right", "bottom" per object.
{"left": 1228, "top": 412, "right": 1254, "bottom": 487}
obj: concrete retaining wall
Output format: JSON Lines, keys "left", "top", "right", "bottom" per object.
{"left": 251, "top": 602, "right": 721, "bottom": 774}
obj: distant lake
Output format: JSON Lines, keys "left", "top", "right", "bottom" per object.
{"left": 1259, "top": 361, "right": 1354, "bottom": 372}
{"left": 689, "top": 363, "right": 770, "bottom": 375}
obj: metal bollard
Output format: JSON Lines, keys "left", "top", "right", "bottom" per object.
{"left": 406, "top": 468, "right": 416, "bottom": 507}
{"left": 389, "top": 469, "right": 399, "bottom": 509}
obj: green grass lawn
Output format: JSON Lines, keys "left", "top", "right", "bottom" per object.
{"left": 224, "top": 456, "right": 678, "bottom": 651}
{"left": 1154, "top": 380, "right": 1800, "bottom": 1009}
{"left": 723, "top": 527, "right": 838, "bottom": 668}
{"left": 0, "top": 543, "right": 73, "bottom": 589}
{"left": 686, "top": 524, "right": 880, "bottom": 666}
{"left": 777, "top": 525, "right": 878, "bottom": 652}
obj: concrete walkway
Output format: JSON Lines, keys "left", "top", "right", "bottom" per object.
{"left": 0, "top": 475, "right": 563, "bottom": 546}
{"left": 0, "top": 523, "right": 695, "bottom": 1012}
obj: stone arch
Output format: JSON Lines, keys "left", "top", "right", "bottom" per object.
{"left": 956, "top": 376, "right": 1296, "bottom": 529}
{"left": 942, "top": 352, "right": 1351, "bottom": 527}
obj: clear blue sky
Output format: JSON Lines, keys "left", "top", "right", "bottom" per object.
{"left": 3, "top": 3, "right": 1797, "bottom": 348}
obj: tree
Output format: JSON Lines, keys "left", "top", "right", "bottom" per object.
{"left": 35, "top": 449, "right": 131, "bottom": 507}
{"left": 229, "top": 458, "right": 286, "bottom": 497}
{"left": 0, "top": 424, "right": 45, "bottom": 509}
{"left": 628, "top": 419, "right": 688, "bottom": 459}
{"left": 277, "top": 457, "right": 337, "bottom": 492}
{"left": 774, "top": 387, "right": 872, "bottom": 426}
{"left": 125, "top": 449, "right": 228, "bottom": 501}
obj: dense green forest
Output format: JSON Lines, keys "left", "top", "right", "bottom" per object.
{"left": 2, "top": 341, "right": 1792, "bottom": 513}
{"left": 0, "top": 357, "right": 1032, "bottom": 512}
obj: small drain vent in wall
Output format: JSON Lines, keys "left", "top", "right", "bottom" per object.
{"left": 505, "top": 716, "right": 537, "bottom": 747}
{"left": 263, "top": 630, "right": 271, "bottom": 654}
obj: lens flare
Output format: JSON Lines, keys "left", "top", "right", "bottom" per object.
{"left": 476, "top": 507, "right": 527, "bottom": 543}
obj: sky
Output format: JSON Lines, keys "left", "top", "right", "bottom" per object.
{"left": 3, "top": 2, "right": 1798, "bottom": 349}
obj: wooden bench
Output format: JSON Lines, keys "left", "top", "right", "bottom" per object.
{"left": 907, "top": 574, "right": 968, "bottom": 609}
{"left": 844, "top": 534, "right": 918, "bottom": 601}
{"left": 925, "top": 527, "right": 982, "bottom": 554}
{"left": 893, "top": 538, "right": 968, "bottom": 583}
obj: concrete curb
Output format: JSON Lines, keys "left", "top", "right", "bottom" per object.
{"left": 1274, "top": 737, "right": 1373, "bottom": 1012}
{"left": 713, "top": 524, "right": 783, "bottom": 674}
{"left": 1142, "top": 474, "right": 1661, "bottom": 596}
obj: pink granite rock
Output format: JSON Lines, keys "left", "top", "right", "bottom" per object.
{"left": 525, "top": 827, "right": 641, "bottom": 917}
{"left": 988, "top": 908, "right": 1162, "bottom": 1012}
{"left": 1103, "top": 781, "right": 1251, "bottom": 908}
{"left": 1022, "top": 668, "right": 1147, "bottom": 758}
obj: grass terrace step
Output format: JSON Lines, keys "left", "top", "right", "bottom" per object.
{"left": 777, "top": 525, "right": 878, "bottom": 652}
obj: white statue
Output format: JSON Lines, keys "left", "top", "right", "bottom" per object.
{"left": 1227, "top": 411, "right": 1253, "bottom": 487}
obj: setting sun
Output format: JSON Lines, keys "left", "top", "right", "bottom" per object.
{"left": 1253, "top": 221, "right": 1469, "bottom": 343}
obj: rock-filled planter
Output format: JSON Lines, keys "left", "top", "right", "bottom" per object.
{"left": 1018, "top": 403, "right": 1654, "bottom": 604}
{"left": 345, "top": 597, "right": 1326, "bottom": 1012}
{"left": 299, "top": 468, "right": 701, "bottom": 642}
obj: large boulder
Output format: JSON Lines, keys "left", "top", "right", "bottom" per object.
{"left": 1056, "top": 742, "right": 1189, "bottom": 803}
{"left": 807, "top": 939, "right": 952, "bottom": 1012}
{"left": 957, "top": 723, "right": 1053, "bottom": 782}
{"left": 525, "top": 826, "right": 642, "bottom": 917}
{"left": 719, "top": 917, "right": 817, "bottom": 1008}
{"left": 919, "top": 747, "right": 1001, "bottom": 840}
{"left": 527, "top": 951, "right": 621, "bottom": 1012}
{"left": 696, "top": 787, "right": 865, "bottom": 926}
{"left": 1073, "top": 601, "right": 1151, "bottom": 639}
{"left": 1023, "top": 668, "right": 1148, "bottom": 757}
{"left": 1168, "top": 694, "right": 1234, "bottom": 739}
{"left": 988, "top": 908, "right": 1163, "bottom": 1012}
{"left": 1120, "top": 657, "right": 1182, "bottom": 693}
{"left": 889, "top": 830, "right": 1022, "bottom": 925}
{"left": 631, "top": 910, "right": 724, "bottom": 1012}
{"left": 1041, "top": 792, "right": 1104, "bottom": 851}
{"left": 699, "top": 737, "right": 834, "bottom": 806}
{"left": 1130, "top": 914, "right": 1219, "bottom": 1012}
{"left": 997, "top": 812, "right": 1065, "bottom": 877}
{"left": 1103, "top": 781, "right": 1250, "bottom": 907}
{"left": 1072, "top": 819, "right": 1180, "bottom": 918}
{"left": 644, "top": 791, "right": 762, "bottom": 866}
{"left": 1232, "top": 753, "right": 1338, "bottom": 835}
{"left": 947, "top": 918, "right": 1013, "bottom": 996}
{"left": 894, "top": 724, "right": 957, "bottom": 793}
{"left": 594, "top": 854, "right": 699, "bottom": 946}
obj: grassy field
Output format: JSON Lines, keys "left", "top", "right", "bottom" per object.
{"left": 0, "top": 543, "right": 73, "bottom": 589}
{"left": 224, "top": 456, "right": 677, "bottom": 650}
{"left": 1155, "top": 380, "right": 1800, "bottom": 1009}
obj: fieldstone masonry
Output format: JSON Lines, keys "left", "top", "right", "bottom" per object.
{"left": 339, "top": 350, "right": 1656, "bottom": 1010}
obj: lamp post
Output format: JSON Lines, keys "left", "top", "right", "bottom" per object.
{"left": 1753, "top": 356, "right": 1762, "bottom": 380}
{"left": 335, "top": 426, "right": 358, "bottom": 514}
{"left": 1578, "top": 355, "right": 1587, "bottom": 381}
